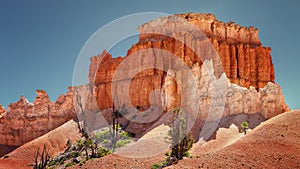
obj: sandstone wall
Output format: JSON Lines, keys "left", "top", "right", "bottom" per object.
{"left": 88, "top": 13, "right": 277, "bottom": 111}
{"left": 82, "top": 13, "right": 289, "bottom": 137}
{"left": 0, "top": 88, "right": 75, "bottom": 147}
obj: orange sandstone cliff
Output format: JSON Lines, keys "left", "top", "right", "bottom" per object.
{"left": 78, "top": 13, "right": 288, "bottom": 138}
{"left": 0, "top": 13, "right": 290, "bottom": 152}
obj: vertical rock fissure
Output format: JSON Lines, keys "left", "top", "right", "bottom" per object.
{"left": 236, "top": 45, "right": 239, "bottom": 78}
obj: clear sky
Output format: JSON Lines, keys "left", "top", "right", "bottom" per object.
{"left": 0, "top": 0, "right": 299, "bottom": 110}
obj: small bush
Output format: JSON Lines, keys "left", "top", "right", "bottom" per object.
{"left": 241, "top": 121, "right": 249, "bottom": 135}
{"left": 48, "top": 159, "right": 58, "bottom": 166}
{"left": 120, "top": 131, "right": 135, "bottom": 138}
{"left": 59, "top": 159, "right": 65, "bottom": 165}
{"left": 151, "top": 162, "right": 168, "bottom": 169}
{"left": 65, "top": 162, "right": 75, "bottom": 167}
{"left": 71, "top": 152, "right": 81, "bottom": 157}
{"left": 184, "top": 151, "right": 190, "bottom": 158}
{"left": 76, "top": 139, "right": 85, "bottom": 148}
{"left": 98, "top": 147, "right": 112, "bottom": 157}
{"left": 115, "top": 139, "right": 131, "bottom": 148}
{"left": 101, "top": 139, "right": 109, "bottom": 144}
{"left": 79, "top": 157, "right": 87, "bottom": 166}
{"left": 94, "top": 130, "right": 110, "bottom": 141}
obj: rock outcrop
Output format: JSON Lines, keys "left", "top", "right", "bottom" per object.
{"left": 82, "top": 13, "right": 288, "bottom": 138}
{"left": 0, "top": 105, "right": 5, "bottom": 118}
{"left": 135, "top": 13, "right": 274, "bottom": 89}
{"left": 0, "top": 88, "right": 75, "bottom": 147}
{"left": 0, "top": 13, "right": 288, "bottom": 149}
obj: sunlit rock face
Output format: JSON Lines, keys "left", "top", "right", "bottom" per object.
{"left": 79, "top": 13, "right": 289, "bottom": 137}
{"left": 1, "top": 12, "right": 286, "bottom": 149}
{"left": 0, "top": 88, "right": 75, "bottom": 147}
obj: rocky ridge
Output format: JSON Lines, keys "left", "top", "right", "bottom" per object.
{"left": 0, "top": 88, "right": 75, "bottom": 147}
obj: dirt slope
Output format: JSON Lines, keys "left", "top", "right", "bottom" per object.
{"left": 167, "top": 110, "right": 300, "bottom": 169}
{"left": 72, "top": 111, "right": 300, "bottom": 169}
{"left": 0, "top": 120, "right": 82, "bottom": 169}
{"left": 70, "top": 125, "right": 170, "bottom": 169}
{"left": 2, "top": 110, "right": 298, "bottom": 169}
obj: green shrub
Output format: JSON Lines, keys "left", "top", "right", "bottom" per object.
{"left": 48, "top": 159, "right": 58, "bottom": 166}
{"left": 65, "top": 162, "right": 75, "bottom": 167}
{"left": 115, "top": 139, "right": 131, "bottom": 148}
{"left": 71, "top": 152, "right": 81, "bottom": 157}
{"left": 94, "top": 130, "right": 110, "bottom": 141}
{"left": 98, "top": 147, "right": 112, "bottom": 157}
{"left": 79, "top": 157, "right": 87, "bottom": 166}
{"left": 151, "top": 162, "right": 167, "bottom": 169}
{"left": 184, "top": 151, "right": 190, "bottom": 158}
{"left": 120, "top": 131, "right": 135, "bottom": 138}
{"left": 101, "top": 139, "right": 109, "bottom": 144}
{"left": 59, "top": 159, "right": 65, "bottom": 165}
{"left": 241, "top": 121, "right": 249, "bottom": 135}
{"left": 76, "top": 139, "right": 84, "bottom": 148}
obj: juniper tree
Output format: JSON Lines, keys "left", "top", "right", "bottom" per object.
{"left": 241, "top": 121, "right": 249, "bottom": 135}
{"left": 169, "top": 108, "right": 194, "bottom": 161}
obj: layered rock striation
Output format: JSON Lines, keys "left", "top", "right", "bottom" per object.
{"left": 88, "top": 13, "right": 279, "bottom": 109}
{"left": 83, "top": 13, "right": 288, "bottom": 137}
{"left": 0, "top": 88, "right": 75, "bottom": 147}
{"left": 0, "top": 13, "right": 288, "bottom": 148}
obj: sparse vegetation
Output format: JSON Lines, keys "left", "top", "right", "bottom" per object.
{"left": 241, "top": 121, "right": 249, "bottom": 135}
{"left": 94, "top": 130, "right": 110, "bottom": 142}
{"left": 66, "top": 139, "right": 72, "bottom": 150}
{"left": 151, "top": 161, "right": 168, "bottom": 169}
{"left": 65, "top": 162, "right": 75, "bottom": 167}
{"left": 169, "top": 108, "right": 194, "bottom": 160}
{"left": 45, "top": 114, "right": 134, "bottom": 169}
{"left": 33, "top": 144, "right": 51, "bottom": 169}
{"left": 48, "top": 159, "right": 58, "bottom": 166}
{"left": 151, "top": 108, "right": 194, "bottom": 169}
{"left": 115, "top": 139, "right": 131, "bottom": 148}
{"left": 59, "top": 159, "right": 65, "bottom": 165}
{"left": 98, "top": 147, "right": 112, "bottom": 157}
{"left": 120, "top": 131, "right": 136, "bottom": 138}
{"left": 111, "top": 104, "right": 122, "bottom": 152}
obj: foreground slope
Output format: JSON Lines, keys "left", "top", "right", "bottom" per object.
{"left": 69, "top": 111, "right": 300, "bottom": 169}
{"left": 167, "top": 110, "right": 300, "bottom": 169}
{"left": 0, "top": 120, "right": 81, "bottom": 169}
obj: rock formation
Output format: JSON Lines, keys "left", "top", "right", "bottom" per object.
{"left": 0, "top": 12, "right": 290, "bottom": 150}
{"left": 82, "top": 13, "right": 289, "bottom": 138}
{"left": 0, "top": 88, "right": 75, "bottom": 147}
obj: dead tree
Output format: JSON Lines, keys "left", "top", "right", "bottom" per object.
{"left": 33, "top": 144, "right": 51, "bottom": 169}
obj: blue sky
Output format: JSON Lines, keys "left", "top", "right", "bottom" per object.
{"left": 0, "top": 0, "right": 299, "bottom": 110}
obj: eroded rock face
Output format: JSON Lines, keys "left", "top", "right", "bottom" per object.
{"left": 0, "top": 105, "right": 5, "bottom": 118}
{"left": 83, "top": 13, "right": 289, "bottom": 137}
{"left": 135, "top": 13, "right": 274, "bottom": 89}
{"left": 0, "top": 88, "right": 75, "bottom": 147}
{"left": 82, "top": 58, "right": 289, "bottom": 137}
{"left": 89, "top": 13, "right": 278, "bottom": 110}
{"left": 0, "top": 13, "right": 287, "bottom": 147}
